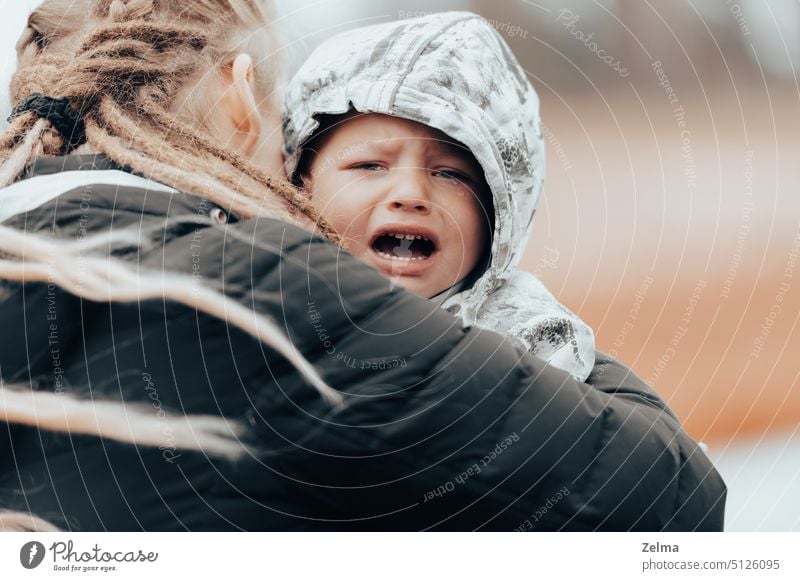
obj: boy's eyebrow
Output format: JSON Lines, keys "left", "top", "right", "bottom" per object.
{"left": 329, "top": 138, "right": 399, "bottom": 159}
{"left": 360, "top": 139, "right": 402, "bottom": 153}
{"left": 341, "top": 136, "right": 471, "bottom": 158}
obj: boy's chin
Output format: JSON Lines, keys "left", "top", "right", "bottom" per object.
{"left": 369, "top": 274, "right": 433, "bottom": 299}
{"left": 358, "top": 245, "right": 466, "bottom": 299}
{"left": 393, "top": 277, "right": 449, "bottom": 300}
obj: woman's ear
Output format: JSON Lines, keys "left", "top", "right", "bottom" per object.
{"left": 224, "top": 53, "right": 262, "bottom": 155}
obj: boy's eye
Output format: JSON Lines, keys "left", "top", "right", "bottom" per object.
{"left": 351, "top": 162, "right": 386, "bottom": 171}
{"left": 433, "top": 169, "right": 469, "bottom": 182}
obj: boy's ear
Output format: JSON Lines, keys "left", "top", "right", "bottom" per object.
{"left": 223, "top": 53, "right": 262, "bottom": 155}
{"left": 294, "top": 146, "right": 322, "bottom": 192}
{"left": 296, "top": 171, "right": 312, "bottom": 192}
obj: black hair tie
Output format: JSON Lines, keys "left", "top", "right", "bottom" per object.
{"left": 8, "top": 93, "right": 87, "bottom": 153}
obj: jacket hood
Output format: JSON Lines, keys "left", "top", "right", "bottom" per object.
{"left": 282, "top": 11, "right": 545, "bottom": 322}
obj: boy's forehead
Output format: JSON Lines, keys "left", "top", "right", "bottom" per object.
{"left": 324, "top": 112, "right": 469, "bottom": 153}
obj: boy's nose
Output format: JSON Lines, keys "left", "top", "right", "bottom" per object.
{"left": 384, "top": 170, "right": 432, "bottom": 215}
{"left": 386, "top": 197, "right": 432, "bottom": 214}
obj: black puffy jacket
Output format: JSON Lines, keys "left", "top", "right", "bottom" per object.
{"left": 0, "top": 155, "right": 726, "bottom": 531}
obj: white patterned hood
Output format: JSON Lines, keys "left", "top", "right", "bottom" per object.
{"left": 283, "top": 11, "right": 595, "bottom": 380}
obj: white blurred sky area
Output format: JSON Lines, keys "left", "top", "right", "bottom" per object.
{"left": 4, "top": 0, "right": 800, "bottom": 104}
{"left": 711, "top": 429, "right": 800, "bottom": 531}
{"left": 3, "top": 0, "right": 800, "bottom": 116}
{"left": 0, "top": 1, "right": 40, "bottom": 123}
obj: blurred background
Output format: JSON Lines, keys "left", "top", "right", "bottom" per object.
{"left": 2, "top": 0, "right": 799, "bottom": 531}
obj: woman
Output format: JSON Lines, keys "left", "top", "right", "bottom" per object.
{"left": 0, "top": 0, "right": 726, "bottom": 531}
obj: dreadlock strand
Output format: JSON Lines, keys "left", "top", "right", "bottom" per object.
{"left": 0, "top": 119, "right": 51, "bottom": 188}
{"left": 79, "top": 21, "right": 206, "bottom": 55}
{"left": 138, "top": 101, "right": 345, "bottom": 246}
{"left": 103, "top": 95, "right": 345, "bottom": 246}
{"left": 108, "top": 0, "right": 155, "bottom": 22}
{"left": 95, "top": 98, "right": 293, "bottom": 219}
{"left": 84, "top": 117, "right": 270, "bottom": 219}
{"left": 0, "top": 225, "right": 342, "bottom": 406}
{"left": 0, "top": 510, "right": 60, "bottom": 532}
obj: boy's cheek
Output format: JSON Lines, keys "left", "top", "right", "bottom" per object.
{"left": 324, "top": 199, "right": 370, "bottom": 235}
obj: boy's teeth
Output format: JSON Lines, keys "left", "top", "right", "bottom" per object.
{"left": 387, "top": 232, "right": 430, "bottom": 241}
{"left": 377, "top": 251, "right": 427, "bottom": 262}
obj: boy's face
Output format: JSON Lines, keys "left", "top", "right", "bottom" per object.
{"left": 303, "top": 113, "right": 492, "bottom": 298}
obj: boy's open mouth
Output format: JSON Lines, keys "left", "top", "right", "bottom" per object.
{"left": 369, "top": 226, "right": 438, "bottom": 262}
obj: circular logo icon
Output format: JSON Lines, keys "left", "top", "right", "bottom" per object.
{"left": 20, "top": 541, "right": 46, "bottom": 569}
